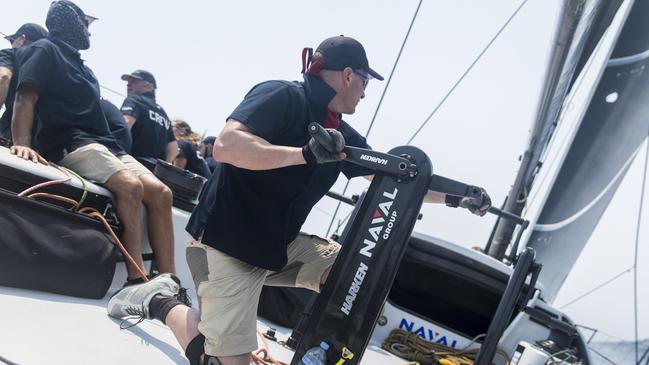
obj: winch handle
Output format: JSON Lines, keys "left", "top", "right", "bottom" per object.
{"left": 488, "top": 207, "right": 528, "bottom": 228}
{"left": 308, "top": 122, "right": 337, "bottom": 150}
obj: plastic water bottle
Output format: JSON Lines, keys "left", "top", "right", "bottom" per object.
{"left": 298, "top": 341, "right": 329, "bottom": 365}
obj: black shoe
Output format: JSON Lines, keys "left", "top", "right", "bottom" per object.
{"left": 175, "top": 287, "right": 192, "bottom": 307}
{"left": 123, "top": 275, "right": 151, "bottom": 288}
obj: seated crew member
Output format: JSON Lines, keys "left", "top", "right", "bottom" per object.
{"left": 107, "top": 36, "right": 493, "bottom": 365}
{"left": 10, "top": 1, "right": 178, "bottom": 286}
{"left": 174, "top": 140, "right": 210, "bottom": 178}
{"left": 172, "top": 119, "right": 210, "bottom": 177}
{"left": 120, "top": 69, "right": 178, "bottom": 170}
{"left": 101, "top": 98, "right": 132, "bottom": 153}
{"left": 0, "top": 23, "right": 48, "bottom": 140}
{"left": 199, "top": 135, "right": 220, "bottom": 173}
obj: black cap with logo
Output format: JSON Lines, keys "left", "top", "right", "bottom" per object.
{"left": 121, "top": 69, "right": 157, "bottom": 88}
{"left": 4, "top": 23, "right": 48, "bottom": 43}
{"left": 316, "top": 35, "right": 384, "bottom": 81}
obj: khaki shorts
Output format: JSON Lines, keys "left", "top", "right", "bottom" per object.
{"left": 185, "top": 233, "right": 340, "bottom": 357}
{"left": 58, "top": 143, "right": 152, "bottom": 183}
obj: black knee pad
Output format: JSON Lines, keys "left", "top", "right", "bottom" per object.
{"left": 185, "top": 334, "right": 206, "bottom": 365}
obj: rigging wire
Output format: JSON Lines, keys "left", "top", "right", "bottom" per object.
{"left": 406, "top": 0, "right": 529, "bottom": 144}
{"left": 325, "top": 0, "right": 530, "bottom": 237}
{"left": 633, "top": 135, "right": 649, "bottom": 365}
{"left": 324, "top": 0, "right": 423, "bottom": 237}
{"left": 558, "top": 266, "right": 633, "bottom": 309}
{"left": 588, "top": 346, "right": 618, "bottom": 365}
{"left": 100, "top": 84, "right": 128, "bottom": 99}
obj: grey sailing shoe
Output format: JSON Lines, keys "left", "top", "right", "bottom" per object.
{"left": 107, "top": 273, "right": 180, "bottom": 319}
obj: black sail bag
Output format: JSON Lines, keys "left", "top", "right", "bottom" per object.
{"left": 0, "top": 188, "right": 117, "bottom": 299}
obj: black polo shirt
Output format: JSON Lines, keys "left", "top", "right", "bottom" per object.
{"left": 100, "top": 99, "right": 132, "bottom": 153}
{"left": 177, "top": 140, "right": 210, "bottom": 178}
{"left": 187, "top": 74, "right": 372, "bottom": 271}
{"left": 0, "top": 48, "right": 16, "bottom": 139}
{"left": 205, "top": 156, "right": 220, "bottom": 173}
{"left": 121, "top": 92, "right": 174, "bottom": 161}
{"left": 14, "top": 38, "right": 123, "bottom": 162}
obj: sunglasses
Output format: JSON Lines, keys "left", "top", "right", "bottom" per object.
{"left": 353, "top": 70, "right": 370, "bottom": 89}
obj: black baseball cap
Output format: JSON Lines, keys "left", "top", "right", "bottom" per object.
{"left": 316, "top": 36, "right": 383, "bottom": 81}
{"left": 121, "top": 69, "right": 157, "bottom": 88}
{"left": 4, "top": 23, "right": 48, "bottom": 43}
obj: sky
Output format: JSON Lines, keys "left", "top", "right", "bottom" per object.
{"left": 1, "top": 0, "right": 647, "bottom": 341}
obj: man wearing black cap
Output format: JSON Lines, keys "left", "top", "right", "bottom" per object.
{"left": 199, "top": 135, "right": 219, "bottom": 173}
{"left": 120, "top": 69, "right": 178, "bottom": 169}
{"left": 0, "top": 23, "right": 48, "bottom": 140}
{"left": 10, "top": 1, "right": 178, "bottom": 286}
{"left": 107, "top": 36, "right": 492, "bottom": 365}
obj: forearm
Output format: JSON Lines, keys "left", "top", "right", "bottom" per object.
{"left": 214, "top": 125, "right": 305, "bottom": 170}
{"left": 166, "top": 141, "right": 179, "bottom": 163}
{"left": 11, "top": 89, "right": 38, "bottom": 147}
{"left": 0, "top": 67, "right": 12, "bottom": 107}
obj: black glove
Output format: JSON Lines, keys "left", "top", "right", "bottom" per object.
{"left": 459, "top": 187, "right": 492, "bottom": 216}
{"left": 302, "top": 128, "right": 345, "bottom": 165}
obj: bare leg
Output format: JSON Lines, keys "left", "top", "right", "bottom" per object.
{"left": 104, "top": 170, "right": 146, "bottom": 278}
{"left": 164, "top": 305, "right": 250, "bottom": 365}
{"left": 139, "top": 173, "right": 176, "bottom": 274}
{"left": 165, "top": 305, "right": 201, "bottom": 349}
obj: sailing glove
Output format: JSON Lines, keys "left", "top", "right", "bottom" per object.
{"left": 459, "top": 187, "right": 492, "bottom": 216}
{"left": 302, "top": 128, "right": 346, "bottom": 165}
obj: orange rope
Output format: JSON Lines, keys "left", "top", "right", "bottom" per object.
{"left": 79, "top": 207, "right": 149, "bottom": 282}
{"left": 28, "top": 192, "right": 78, "bottom": 208}
{"left": 19, "top": 168, "right": 150, "bottom": 282}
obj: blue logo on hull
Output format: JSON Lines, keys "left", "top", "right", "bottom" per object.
{"left": 399, "top": 319, "right": 458, "bottom": 348}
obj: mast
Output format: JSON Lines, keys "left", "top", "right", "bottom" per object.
{"left": 487, "top": 0, "right": 624, "bottom": 259}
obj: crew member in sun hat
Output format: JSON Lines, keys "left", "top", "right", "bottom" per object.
{"left": 0, "top": 23, "right": 48, "bottom": 140}
{"left": 107, "top": 35, "right": 491, "bottom": 365}
{"left": 120, "top": 69, "right": 177, "bottom": 169}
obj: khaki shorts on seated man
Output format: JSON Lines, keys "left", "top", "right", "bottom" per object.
{"left": 10, "top": 1, "right": 176, "bottom": 285}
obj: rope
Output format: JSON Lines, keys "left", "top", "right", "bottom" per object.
{"left": 28, "top": 192, "right": 78, "bottom": 208}
{"left": 20, "top": 183, "right": 150, "bottom": 282}
{"left": 61, "top": 166, "right": 89, "bottom": 210}
{"left": 382, "top": 329, "right": 510, "bottom": 365}
{"left": 17, "top": 162, "right": 71, "bottom": 197}
{"left": 80, "top": 207, "right": 149, "bottom": 282}
{"left": 12, "top": 160, "right": 150, "bottom": 282}
{"left": 406, "top": 0, "right": 529, "bottom": 144}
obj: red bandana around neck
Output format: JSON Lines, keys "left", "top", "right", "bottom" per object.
{"left": 301, "top": 47, "right": 341, "bottom": 129}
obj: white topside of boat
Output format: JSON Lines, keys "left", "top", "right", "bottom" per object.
{"left": 0, "top": 204, "right": 408, "bottom": 365}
